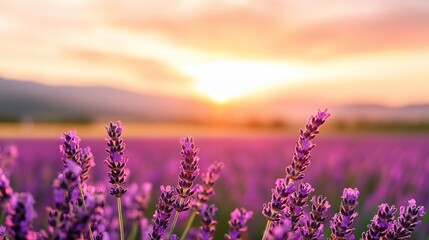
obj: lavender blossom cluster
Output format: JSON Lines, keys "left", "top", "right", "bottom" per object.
{"left": 0, "top": 110, "right": 426, "bottom": 240}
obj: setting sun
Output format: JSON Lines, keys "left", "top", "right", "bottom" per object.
{"left": 179, "top": 60, "right": 305, "bottom": 103}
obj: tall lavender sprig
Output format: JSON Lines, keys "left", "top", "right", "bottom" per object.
{"left": 199, "top": 203, "right": 218, "bottom": 240}
{"left": 193, "top": 161, "right": 224, "bottom": 213}
{"left": 300, "top": 195, "right": 331, "bottom": 239}
{"left": 60, "top": 131, "right": 95, "bottom": 240}
{"left": 262, "top": 110, "right": 329, "bottom": 240}
{"left": 225, "top": 208, "right": 253, "bottom": 240}
{"left": 169, "top": 137, "right": 200, "bottom": 238}
{"left": 150, "top": 185, "right": 175, "bottom": 240}
{"left": 386, "top": 199, "right": 425, "bottom": 239}
{"left": 286, "top": 109, "right": 330, "bottom": 181}
{"left": 105, "top": 121, "right": 128, "bottom": 198}
{"left": 6, "top": 192, "right": 37, "bottom": 240}
{"left": 330, "top": 188, "right": 359, "bottom": 240}
{"left": 361, "top": 203, "right": 396, "bottom": 239}
{"left": 105, "top": 121, "right": 128, "bottom": 240}
{"left": 174, "top": 137, "right": 200, "bottom": 211}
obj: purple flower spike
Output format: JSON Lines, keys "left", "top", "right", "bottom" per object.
{"left": 79, "top": 146, "right": 95, "bottom": 185}
{"left": 0, "top": 144, "right": 18, "bottom": 175}
{"left": 105, "top": 121, "right": 128, "bottom": 198}
{"left": 262, "top": 177, "right": 295, "bottom": 222}
{"left": 267, "top": 218, "right": 292, "bottom": 240}
{"left": 362, "top": 203, "right": 396, "bottom": 239}
{"left": 173, "top": 137, "right": 200, "bottom": 212}
{"left": 123, "top": 182, "right": 153, "bottom": 221}
{"left": 300, "top": 195, "right": 330, "bottom": 239}
{"left": 0, "top": 169, "right": 13, "bottom": 210}
{"left": 386, "top": 199, "right": 425, "bottom": 239}
{"left": 285, "top": 182, "right": 314, "bottom": 231}
{"left": 0, "top": 225, "right": 6, "bottom": 240}
{"left": 60, "top": 130, "right": 82, "bottom": 168}
{"left": 6, "top": 192, "right": 37, "bottom": 240}
{"left": 225, "top": 208, "right": 253, "bottom": 240}
{"left": 330, "top": 188, "right": 359, "bottom": 239}
{"left": 286, "top": 109, "right": 330, "bottom": 181}
{"left": 199, "top": 203, "right": 218, "bottom": 240}
{"left": 193, "top": 161, "right": 225, "bottom": 213}
{"left": 150, "top": 185, "right": 175, "bottom": 240}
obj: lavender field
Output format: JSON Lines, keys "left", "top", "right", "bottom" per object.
{"left": 1, "top": 130, "right": 428, "bottom": 239}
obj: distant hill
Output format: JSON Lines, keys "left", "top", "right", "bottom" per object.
{"left": 0, "top": 78, "right": 218, "bottom": 123}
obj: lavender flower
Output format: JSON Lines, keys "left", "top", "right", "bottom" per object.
{"left": 286, "top": 109, "right": 330, "bottom": 181}
{"left": 285, "top": 182, "right": 314, "bottom": 231}
{"left": 105, "top": 121, "right": 128, "bottom": 198}
{"left": 123, "top": 182, "right": 152, "bottom": 221}
{"left": 386, "top": 199, "right": 425, "bottom": 239}
{"left": 150, "top": 185, "right": 175, "bottom": 240}
{"left": 225, "top": 208, "right": 253, "bottom": 240}
{"left": 300, "top": 195, "right": 330, "bottom": 239}
{"left": 199, "top": 204, "right": 218, "bottom": 240}
{"left": 267, "top": 218, "right": 292, "bottom": 240}
{"left": 45, "top": 160, "right": 82, "bottom": 239}
{"left": 0, "top": 225, "right": 5, "bottom": 240}
{"left": 62, "top": 195, "right": 98, "bottom": 239}
{"left": 86, "top": 186, "right": 109, "bottom": 238}
{"left": 193, "top": 161, "right": 224, "bottom": 213}
{"left": 52, "top": 161, "right": 82, "bottom": 213}
{"left": 0, "top": 169, "right": 13, "bottom": 210}
{"left": 173, "top": 137, "right": 200, "bottom": 212}
{"left": 6, "top": 192, "right": 37, "bottom": 240}
{"left": 60, "top": 131, "right": 82, "bottom": 168}
{"left": 262, "top": 177, "right": 296, "bottom": 222}
{"left": 361, "top": 203, "right": 396, "bottom": 239}
{"left": 80, "top": 146, "right": 95, "bottom": 185}
{"left": 330, "top": 188, "right": 359, "bottom": 239}
{"left": 0, "top": 144, "right": 18, "bottom": 175}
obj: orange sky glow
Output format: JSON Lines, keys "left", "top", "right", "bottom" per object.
{"left": 1, "top": 0, "right": 429, "bottom": 107}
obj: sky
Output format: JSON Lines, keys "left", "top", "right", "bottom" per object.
{"left": 1, "top": 0, "right": 429, "bottom": 107}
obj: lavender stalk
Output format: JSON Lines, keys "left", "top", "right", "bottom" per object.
{"left": 330, "top": 188, "right": 359, "bottom": 239}
{"left": 225, "top": 208, "right": 253, "bottom": 240}
{"left": 169, "top": 137, "right": 200, "bottom": 239}
{"left": 105, "top": 121, "right": 128, "bottom": 240}
{"left": 386, "top": 199, "right": 425, "bottom": 239}
{"left": 60, "top": 131, "right": 95, "bottom": 240}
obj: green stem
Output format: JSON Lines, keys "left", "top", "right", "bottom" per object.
{"left": 0, "top": 211, "right": 5, "bottom": 224}
{"left": 168, "top": 211, "right": 180, "bottom": 239}
{"left": 261, "top": 220, "right": 271, "bottom": 240}
{"left": 51, "top": 210, "right": 62, "bottom": 240}
{"left": 168, "top": 198, "right": 184, "bottom": 239}
{"left": 180, "top": 211, "right": 196, "bottom": 240}
{"left": 78, "top": 181, "right": 95, "bottom": 240}
{"left": 127, "top": 221, "right": 139, "bottom": 240}
{"left": 117, "top": 197, "right": 125, "bottom": 240}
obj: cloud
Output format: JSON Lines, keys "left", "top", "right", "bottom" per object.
{"left": 63, "top": 49, "right": 192, "bottom": 84}
{"left": 98, "top": 0, "right": 429, "bottom": 61}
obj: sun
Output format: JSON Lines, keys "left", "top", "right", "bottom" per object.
{"left": 179, "top": 60, "right": 304, "bottom": 104}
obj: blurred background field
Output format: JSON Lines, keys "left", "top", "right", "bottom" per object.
{"left": 1, "top": 128, "right": 429, "bottom": 238}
